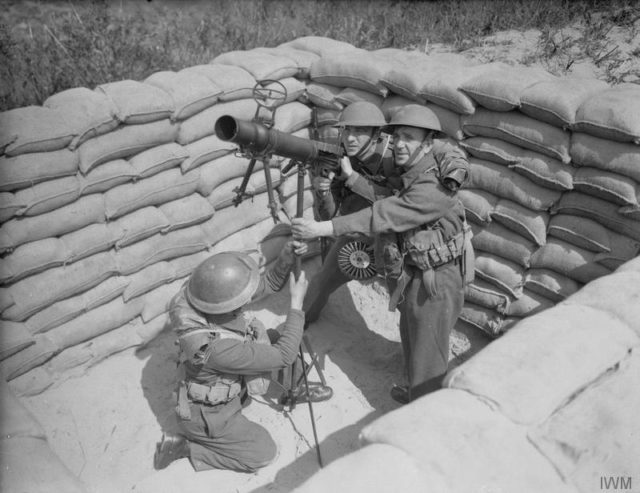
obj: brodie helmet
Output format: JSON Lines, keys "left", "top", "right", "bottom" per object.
{"left": 386, "top": 104, "right": 441, "bottom": 132}
{"left": 186, "top": 251, "right": 260, "bottom": 314}
{"left": 337, "top": 101, "right": 387, "bottom": 128}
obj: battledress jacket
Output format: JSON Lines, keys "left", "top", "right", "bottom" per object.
{"left": 170, "top": 266, "right": 304, "bottom": 388}
{"left": 331, "top": 150, "right": 466, "bottom": 245}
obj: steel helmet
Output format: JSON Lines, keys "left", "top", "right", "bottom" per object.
{"left": 186, "top": 251, "right": 260, "bottom": 314}
{"left": 337, "top": 101, "right": 387, "bottom": 128}
{"left": 386, "top": 104, "right": 441, "bottom": 132}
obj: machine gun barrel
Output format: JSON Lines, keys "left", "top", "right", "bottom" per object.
{"left": 214, "top": 115, "right": 343, "bottom": 164}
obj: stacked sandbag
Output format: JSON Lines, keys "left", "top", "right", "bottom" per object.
{"left": 0, "top": 50, "right": 328, "bottom": 396}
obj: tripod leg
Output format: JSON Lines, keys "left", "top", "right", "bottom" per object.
{"left": 299, "top": 346, "right": 323, "bottom": 468}
{"left": 302, "top": 335, "right": 328, "bottom": 387}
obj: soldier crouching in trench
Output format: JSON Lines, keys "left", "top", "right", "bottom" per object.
{"left": 153, "top": 240, "right": 312, "bottom": 472}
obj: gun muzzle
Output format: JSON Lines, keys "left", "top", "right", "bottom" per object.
{"left": 215, "top": 115, "right": 342, "bottom": 163}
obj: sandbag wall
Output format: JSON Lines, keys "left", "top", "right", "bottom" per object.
{"left": 1, "top": 34, "right": 639, "bottom": 391}
{"left": 279, "top": 36, "right": 638, "bottom": 338}
{"left": 0, "top": 44, "right": 333, "bottom": 395}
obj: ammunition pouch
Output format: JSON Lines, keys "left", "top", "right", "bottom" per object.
{"left": 403, "top": 228, "right": 464, "bottom": 271}
{"left": 186, "top": 380, "right": 242, "bottom": 406}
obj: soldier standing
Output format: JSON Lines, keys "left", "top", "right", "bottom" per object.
{"left": 293, "top": 105, "right": 473, "bottom": 404}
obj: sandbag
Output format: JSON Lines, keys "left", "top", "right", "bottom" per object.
{"left": 128, "top": 142, "right": 188, "bottom": 178}
{"left": 492, "top": 198, "right": 548, "bottom": 246}
{"left": 458, "top": 189, "right": 497, "bottom": 225}
{"left": 197, "top": 154, "right": 267, "bottom": 196}
{"left": 0, "top": 192, "right": 23, "bottom": 222}
{"left": 470, "top": 221, "right": 536, "bottom": 268}
{"left": 114, "top": 225, "right": 208, "bottom": 275}
{"left": 573, "top": 83, "right": 640, "bottom": 144}
{"left": 208, "top": 167, "right": 281, "bottom": 210}
{"left": 180, "top": 64, "right": 256, "bottom": 102}
{"left": 123, "top": 262, "right": 176, "bottom": 302}
{"left": 570, "top": 132, "right": 640, "bottom": 183}
{"left": 168, "top": 251, "right": 212, "bottom": 279}
{"left": 360, "top": 389, "right": 572, "bottom": 493}
{"left": 309, "top": 50, "right": 390, "bottom": 97}
{"left": 0, "top": 106, "right": 76, "bottom": 156}
{"left": 503, "top": 288, "right": 554, "bottom": 317}
{"left": 25, "top": 276, "right": 130, "bottom": 335}
{"left": 419, "top": 62, "right": 509, "bottom": 115}
{"left": 0, "top": 238, "right": 69, "bottom": 285}
{"left": 108, "top": 206, "right": 170, "bottom": 249}
{"left": 79, "top": 158, "right": 139, "bottom": 194}
{"left": 0, "top": 148, "right": 79, "bottom": 192}
{"left": 201, "top": 191, "right": 278, "bottom": 247}
{"left": 46, "top": 297, "right": 145, "bottom": 350}
{"left": 523, "top": 268, "right": 580, "bottom": 302}
{"left": 95, "top": 79, "right": 173, "bottom": 124}
{"left": 144, "top": 70, "right": 222, "bottom": 121}
{"left": 158, "top": 193, "right": 214, "bottom": 232}
{"left": 177, "top": 98, "right": 258, "bottom": 145}
{"left": 303, "top": 82, "right": 345, "bottom": 110}
{"left": 459, "top": 65, "right": 556, "bottom": 112}
{"left": 0, "top": 334, "right": 60, "bottom": 380}
{"left": 262, "top": 77, "right": 307, "bottom": 105}
{"left": 460, "top": 301, "right": 505, "bottom": 336}
{"left": 315, "top": 107, "right": 342, "bottom": 126}
{"left": 2, "top": 251, "right": 118, "bottom": 322}
{"left": 140, "top": 278, "right": 186, "bottom": 323}
{"left": 272, "top": 101, "right": 313, "bottom": 133}
{"left": 464, "top": 278, "right": 511, "bottom": 313}
{"left": 474, "top": 252, "right": 525, "bottom": 298}
{"left": 551, "top": 192, "right": 640, "bottom": 242}
{"left": 467, "top": 158, "right": 562, "bottom": 212}
{"left": 13, "top": 176, "right": 82, "bottom": 217}
{"left": 519, "top": 77, "right": 609, "bottom": 128}
{"left": 444, "top": 304, "right": 639, "bottom": 425}
{"left": 335, "top": 87, "right": 384, "bottom": 107}
{"left": 529, "top": 352, "right": 640, "bottom": 492}
{"left": 254, "top": 47, "right": 320, "bottom": 79}
{"left": 181, "top": 134, "right": 238, "bottom": 173}
{"left": 0, "top": 321, "right": 35, "bottom": 360}
{"left": 529, "top": 238, "right": 611, "bottom": 284}
{"left": 293, "top": 443, "right": 433, "bottom": 493}
{"left": 212, "top": 49, "right": 299, "bottom": 81}
{"left": 0, "top": 194, "right": 105, "bottom": 251}
{"left": 572, "top": 166, "right": 639, "bottom": 207}
{"left": 78, "top": 119, "right": 179, "bottom": 174}
{"left": 0, "top": 436, "right": 88, "bottom": 493}
{"left": 208, "top": 217, "right": 285, "bottom": 263}
{"left": 593, "top": 230, "right": 640, "bottom": 270}
{"left": 463, "top": 109, "right": 571, "bottom": 163}
{"left": 460, "top": 137, "right": 574, "bottom": 191}
{"left": 61, "top": 223, "right": 115, "bottom": 262}
{"left": 136, "top": 313, "right": 169, "bottom": 346}
{"left": 562, "top": 270, "right": 640, "bottom": 336}
{"left": 278, "top": 36, "right": 358, "bottom": 57}
{"left": 104, "top": 167, "right": 199, "bottom": 220}
{"left": 43, "top": 86, "right": 120, "bottom": 149}
{"left": 547, "top": 214, "right": 611, "bottom": 253}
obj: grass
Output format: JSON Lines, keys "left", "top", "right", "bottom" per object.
{"left": 0, "top": 0, "right": 638, "bottom": 111}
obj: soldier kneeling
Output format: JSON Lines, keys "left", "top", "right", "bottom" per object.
{"left": 154, "top": 241, "right": 313, "bottom": 472}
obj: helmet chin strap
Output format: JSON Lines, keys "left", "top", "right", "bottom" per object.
{"left": 400, "top": 131, "right": 433, "bottom": 168}
{"left": 353, "top": 128, "right": 380, "bottom": 161}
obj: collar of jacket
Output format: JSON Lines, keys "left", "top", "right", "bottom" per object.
{"left": 400, "top": 150, "right": 438, "bottom": 189}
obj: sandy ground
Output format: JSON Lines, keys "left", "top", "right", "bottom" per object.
{"left": 20, "top": 257, "right": 489, "bottom": 493}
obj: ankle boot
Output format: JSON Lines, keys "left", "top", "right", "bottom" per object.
{"left": 154, "top": 433, "right": 189, "bottom": 470}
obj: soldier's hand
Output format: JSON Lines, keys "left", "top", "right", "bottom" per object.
{"left": 312, "top": 173, "right": 335, "bottom": 194}
{"left": 292, "top": 218, "right": 334, "bottom": 239}
{"left": 339, "top": 156, "right": 353, "bottom": 179}
{"left": 289, "top": 270, "right": 308, "bottom": 310}
{"left": 283, "top": 239, "right": 309, "bottom": 260}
